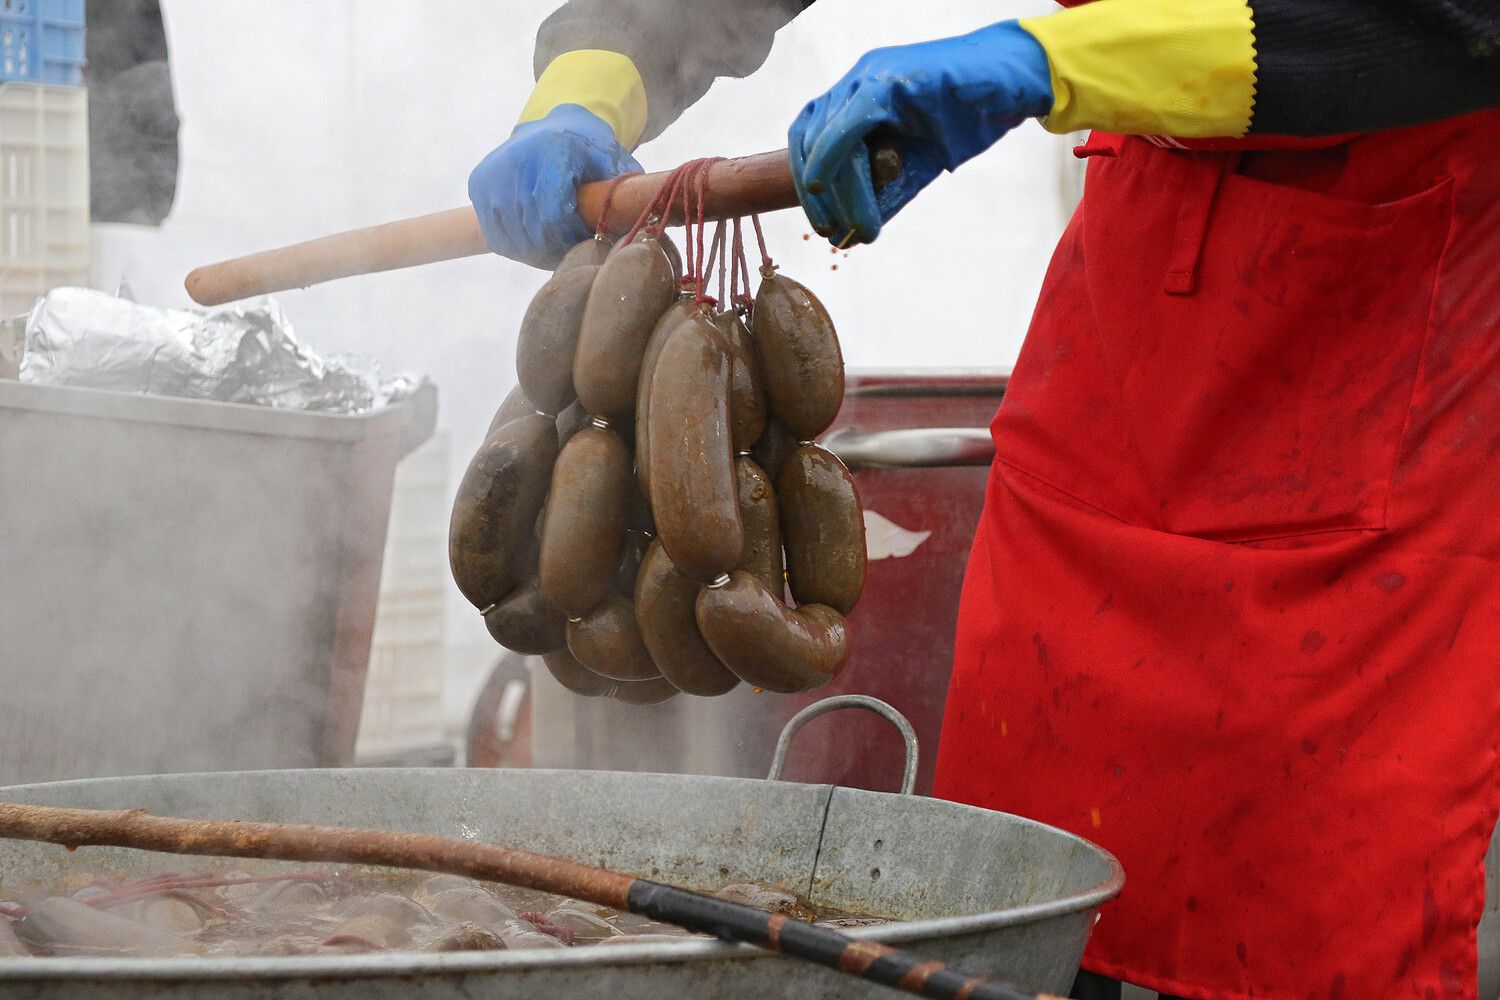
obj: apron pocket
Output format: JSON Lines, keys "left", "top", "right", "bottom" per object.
{"left": 1102, "top": 166, "right": 1455, "bottom": 543}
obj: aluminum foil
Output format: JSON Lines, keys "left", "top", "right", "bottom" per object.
{"left": 18, "top": 287, "right": 425, "bottom": 414}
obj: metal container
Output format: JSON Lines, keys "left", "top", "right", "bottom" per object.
{"left": 0, "top": 706, "right": 1121, "bottom": 999}
{"left": 528, "top": 370, "right": 1004, "bottom": 792}
{"left": 0, "top": 379, "right": 437, "bottom": 785}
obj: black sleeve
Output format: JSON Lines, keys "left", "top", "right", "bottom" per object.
{"left": 1249, "top": 0, "right": 1500, "bottom": 134}
{"left": 534, "top": 0, "right": 814, "bottom": 143}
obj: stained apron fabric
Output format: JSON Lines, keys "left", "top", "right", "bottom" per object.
{"left": 933, "top": 111, "right": 1500, "bottom": 999}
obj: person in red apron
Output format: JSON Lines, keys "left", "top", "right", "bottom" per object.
{"left": 471, "top": 2, "right": 1500, "bottom": 996}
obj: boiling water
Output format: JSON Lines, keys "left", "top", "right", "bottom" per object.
{"left": 0, "top": 867, "right": 886, "bottom": 958}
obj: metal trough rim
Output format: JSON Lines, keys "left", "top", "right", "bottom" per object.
{"left": 0, "top": 768, "right": 1125, "bottom": 982}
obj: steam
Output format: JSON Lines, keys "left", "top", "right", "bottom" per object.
{"left": 5, "top": 0, "right": 1079, "bottom": 785}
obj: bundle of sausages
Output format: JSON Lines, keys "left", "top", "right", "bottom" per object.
{"left": 451, "top": 163, "right": 865, "bottom": 704}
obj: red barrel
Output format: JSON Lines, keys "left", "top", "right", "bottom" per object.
{"left": 767, "top": 372, "right": 1004, "bottom": 794}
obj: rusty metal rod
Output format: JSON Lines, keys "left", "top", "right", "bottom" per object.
{"left": 182, "top": 150, "right": 797, "bottom": 307}
{"left": 0, "top": 801, "right": 1058, "bottom": 1000}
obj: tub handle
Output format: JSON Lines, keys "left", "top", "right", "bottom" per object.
{"left": 767, "top": 695, "right": 920, "bottom": 796}
{"left": 821, "top": 427, "right": 994, "bottom": 469}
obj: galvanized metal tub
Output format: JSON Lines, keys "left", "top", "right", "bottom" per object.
{"left": 0, "top": 764, "right": 1121, "bottom": 998}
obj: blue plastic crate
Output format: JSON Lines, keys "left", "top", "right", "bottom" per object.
{"left": 0, "top": 0, "right": 84, "bottom": 86}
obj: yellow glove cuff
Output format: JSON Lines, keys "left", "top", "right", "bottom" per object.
{"left": 518, "top": 49, "right": 649, "bottom": 150}
{"left": 1019, "top": 0, "right": 1258, "bottom": 138}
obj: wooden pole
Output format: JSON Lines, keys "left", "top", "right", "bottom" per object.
{"left": 183, "top": 151, "right": 797, "bottom": 307}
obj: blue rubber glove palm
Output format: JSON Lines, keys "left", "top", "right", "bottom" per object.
{"left": 469, "top": 104, "right": 642, "bottom": 270}
{"left": 788, "top": 21, "right": 1054, "bottom": 246}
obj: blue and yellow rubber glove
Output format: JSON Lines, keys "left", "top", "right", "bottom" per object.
{"left": 789, "top": 21, "right": 1053, "bottom": 247}
{"left": 790, "top": 0, "right": 1258, "bottom": 246}
{"left": 469, "top": 51, "right": 649, "bottom": 269}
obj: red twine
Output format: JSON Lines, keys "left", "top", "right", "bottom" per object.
{"left": 750, "top": 214, "right": 776, "bottom": 277}
{"left": 712, "top": 220, "right": 728, "bottom": 308}
{"left": 611, "top": 156, "right": 775, "bottom": 311}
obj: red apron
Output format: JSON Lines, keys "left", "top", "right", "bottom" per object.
{"left": 933, "top": 111, "right": 1500, "bottom": 999}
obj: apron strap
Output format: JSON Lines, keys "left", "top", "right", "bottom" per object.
{"left": 1164, "top": 152, "right": 1238, "bottom": 296}
{"left": 1073, "top": 131, "right": 1124, "bottom": 159}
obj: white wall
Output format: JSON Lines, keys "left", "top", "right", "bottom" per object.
{"left": 91, "top": 0, "right": 1080, "bottom": 717}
